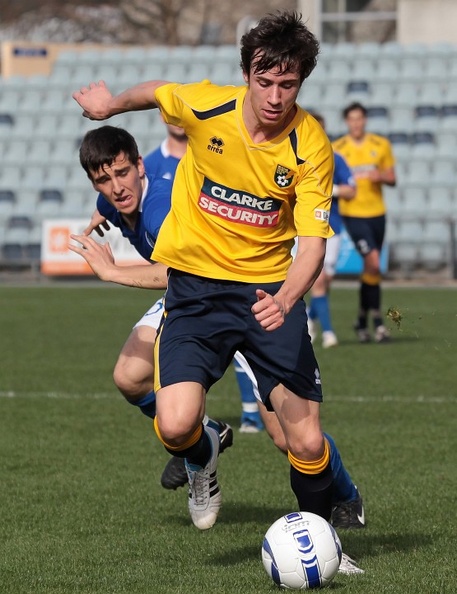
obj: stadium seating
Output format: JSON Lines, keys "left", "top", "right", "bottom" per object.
{"left": 0, "top": 40, "right": 456, "bottom": 275}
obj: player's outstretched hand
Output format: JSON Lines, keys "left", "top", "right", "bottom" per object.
{"left": 72, "top": 80, "right": 113, "bottom": 120}
{"left": 252, "top": 289, "right": 286, "bottom": 331}
{"left": 68, "top": 234, "right": 116, "bottom": 281}
{"left": 83, "top": 209, "right": 111, "bottom": 237}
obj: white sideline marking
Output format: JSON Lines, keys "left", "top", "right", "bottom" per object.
{"left": 0, "top": 391, "right": 114, "bottom": 399}
{"left": 0, "top": 391, "right": 455, "bottom": 403}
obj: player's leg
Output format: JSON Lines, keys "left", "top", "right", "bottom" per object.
{"left": 324, "top": 433, "right": 365, "bottom": 529}
{"left": 233, "top": 357, "right": 263, "bottom": 433}
{"left": 343, "top": 217, "right": 377, "bottom": 342}
{"left": 154, "top": 271, "right": 240, "bottom": 529}
{"left": 113, "top": 324, "right": 157, "bottom": 417}
{"left": 308, "top": 234, "right": 339, "bottom": 348}
{"left": 154, "top": 380, "right": 222, "bottom": 530}
{"left": 113, "top": 297, "right": 232, "bottom": 491}
{"left": 366, "top": 215, "right": 390, "bottom": 341}
{"left": 234, "top": 347, "right": 363, "bottom": 525}
{"left": 259, "top": 402, "right": 363, "bottom": 525}
{"left": 269, "top": 386, "right": 333, "bottom": 520}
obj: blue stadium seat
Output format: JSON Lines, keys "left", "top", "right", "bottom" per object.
{"left": 413, "top": 105, "right": 440, "bottom": 133}
{"left": 391, "top": 242, "right": 420, "bottom": 272}
{"left": 418, "top": 242, "right": 447, "bottom": 271}
{"left": 366, "top": 106, "right": 389, "bottom": 135}
{"left": 427, "top": 186, "right": 454, "bottom": 216}
{"left": 350, "top": 59, "right": 374, "bottom": 82}
{"left": 423, "top": 56, "right": 449, "bottom": 83}
{"left": 405, "top": 159, "right": 431, "bottom": 184}
{"left": 393, "top": 82, "right": 419, "bottom": 108}
{"left": 210, "top": 62, "right": 238, "bottom": 86}
{"left": 401, "top": 185, "right": 429, "bottom": 214}
{"left": 370, "top": 82, "right": 395, "bottom": 106}
{"left": 423, "top": 220, "right": 451, "bottom": 245}
{"left": 327, "top": 59, "right": 353, "bottom": 84}
{"left": 373, "top": 57, "right": 400, "bottom": 83}
{"left": 7, "top": 214, "right": 34, "bottom": 230}
{"left": 440, "top": 104, "right": 457, "bottom": 131}
{"left": 418, "top": 83, "right": 445, "bottom": 107}
{"left": 0, "top": 188, "right": 16, "bottom": 219}
{"left": 430, "top": 161, "right": 456, "bottom": 188}
{"left": 346, "top": 80, "right": 371, "bottom": 104}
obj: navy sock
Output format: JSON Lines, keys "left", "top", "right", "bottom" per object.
{"left": 290, "top": 463, "right": 333, "bottom": 521}
{"left": 165, "top": 425, "right": 212, "bottom": 469}
{"left": 132, "top": 391, "right": 156, "bottom": 418}
{"left": 324, "top": 432, "right": 358, "bottom": 503}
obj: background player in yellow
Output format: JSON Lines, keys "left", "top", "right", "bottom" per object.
{"left": 333, "top": 102, "right": 396, "bottom": 343}
{"left": 72, "top": 12, "right": 363, "bottom": 573}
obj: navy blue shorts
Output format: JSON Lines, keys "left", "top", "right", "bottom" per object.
{"left": 155, "top": 270, "right": 323, "bottom": 408}
{"left": 343, "top": 215, "right": 386, "bottom": 256}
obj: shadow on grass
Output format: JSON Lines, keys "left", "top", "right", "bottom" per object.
{"left": 168, "top": 503, "right": 433, "bottom": 568}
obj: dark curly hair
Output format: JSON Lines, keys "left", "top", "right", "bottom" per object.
{"left": 240, "top": 11, "right": 320, "bottom": 84}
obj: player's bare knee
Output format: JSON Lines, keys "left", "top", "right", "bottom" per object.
{"left": 155, "top": 415, "right": 198, "bottom": 447}
{"left": 113, "top": 364, "right": 142, "bottom": 400}
{"left": 287, "top": 432, "right": 325, "bottom": 461}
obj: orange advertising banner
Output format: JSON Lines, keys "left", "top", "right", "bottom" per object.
{"left": 41, "top": 219, "right": 144, "bottom": 276}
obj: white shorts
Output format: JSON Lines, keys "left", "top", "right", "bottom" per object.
{"left": 233, "top": 351, "right": 261, "bottom": 402}
{"left": 323, "top": 233, "right": 341, "bottom": 276}
{"left": 291, "top": 234, "right": 341, "bottom": 277}
{"left": 133, "top": 296, "right": 165, "bottom": 329}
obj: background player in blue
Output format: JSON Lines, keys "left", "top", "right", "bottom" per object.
{"left": 145, "top": 119, "right": 264, "bottom": 434}
{"left": 69, "top": 125, "right": 234, "bottom": 484}
{"left": 306, "top": 113, "right": 356, "bottom": 349}
{"left": 143, "top": 119, "right": 187, "bottom": 180}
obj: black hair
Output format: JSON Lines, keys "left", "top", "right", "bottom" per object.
{"left": 240, "top": 11, "right": 319, "bottom": 84}
{"left": 79, "top": 125, "right": 140, "bottom": 178}
{"left": 342, "top": 102, "right": 368, "bottom": 119}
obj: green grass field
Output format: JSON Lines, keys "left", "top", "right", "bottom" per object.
{"left": 1, "top": 284, "right": 456, "bottom": 593}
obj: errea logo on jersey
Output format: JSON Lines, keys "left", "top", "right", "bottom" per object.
{"left": 275, "top": 164, "right": 294, "bottom": 188}
{"left": 207, "top": 136, "right": 224, "bottom": 154}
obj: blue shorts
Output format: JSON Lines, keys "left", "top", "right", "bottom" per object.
{"left": 154, "top": 270, "right": 323, "bottom": 408}
{"left": 343, "top": 215, "right": 386, "bottom": 256}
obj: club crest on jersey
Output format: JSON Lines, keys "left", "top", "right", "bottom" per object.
{"left": 274, "top": 165, "right": 294, "bottom": 188}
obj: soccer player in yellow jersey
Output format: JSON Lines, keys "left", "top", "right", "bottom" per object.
{"left": 73, "top": 13, "right": 363, "bottom": 571}
{"left": 333, "top": 102, "right": 396, "bottom": 343}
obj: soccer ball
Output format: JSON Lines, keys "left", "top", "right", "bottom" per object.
{"left": 261, "top": 511, "right": 342, "bottom": 589}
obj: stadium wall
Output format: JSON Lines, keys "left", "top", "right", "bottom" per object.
{"left": 0, "top": 41, "right": 118, "bottom": 78}
{"left": 398, "top": 0, "right": 457, "bottom": 44}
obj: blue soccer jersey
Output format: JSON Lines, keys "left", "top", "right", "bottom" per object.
{"left": 330, "top": 152, "right": 355, "bottom": 235}
{"left": 96, "top": 173, "right": 172, "bottom": 261}
{"left": 143, "top": 140, "right": 180, "bottom": 181}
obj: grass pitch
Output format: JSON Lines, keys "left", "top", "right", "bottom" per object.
{"left": 1, "top": 284, "right": 456, "bottom": 593}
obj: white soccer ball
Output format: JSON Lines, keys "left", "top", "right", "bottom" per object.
{"left": 261, "top": 511, "right": 342, "bottom": 589}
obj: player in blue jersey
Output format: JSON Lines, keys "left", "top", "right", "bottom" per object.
{"left": 144, "top": 120, "right": 264, "bottom": 434}
{"left": 143, "top": 120, "right": 187, "bottom": 180}
{"left": 69, "top": 125, "right": 234, "bottom": 480}
{"left": 306, "top": 113, "right": 356, "bottom": 349}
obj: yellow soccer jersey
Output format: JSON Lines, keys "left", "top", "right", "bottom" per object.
{"left": 153, "top": 81, "right": 334, "bottom": 283}
{"left": 332, "top": 133, "right": 395, "bottom": 218}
